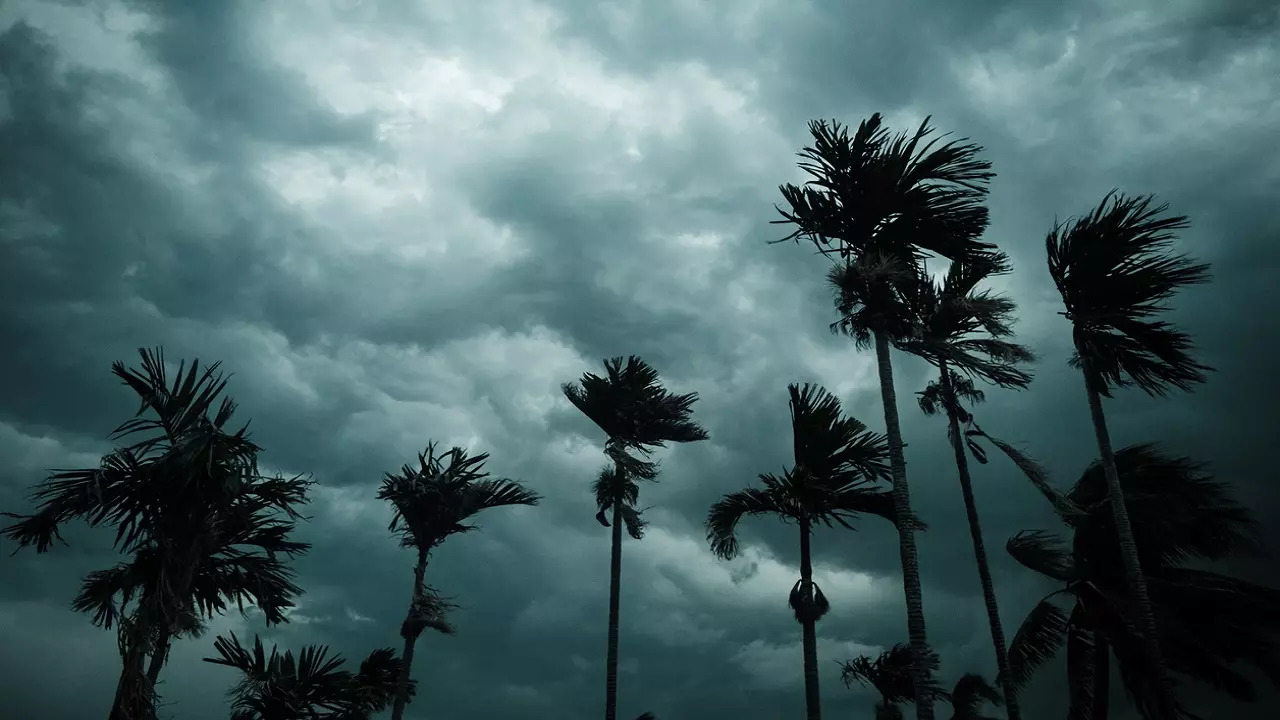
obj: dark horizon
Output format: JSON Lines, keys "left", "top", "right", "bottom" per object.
{"left": 1, "top": 1, "right": 1278, "bottom": 719}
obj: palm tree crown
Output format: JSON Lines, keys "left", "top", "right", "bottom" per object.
{"left": 707, "top": 383, "right": 900, "bottom": 562}
{"left": 1046, "top": 190, "right": 1212, "bottom": 396}
{"left": 1006, "top": 444, "right": 1280, "bottom": 718}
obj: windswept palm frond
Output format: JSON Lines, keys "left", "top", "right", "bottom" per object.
{"left": 1005, "top": 597, "right": 1072, "bottom": 690}
{"left": 840, "top": 643, "right": 947, "bottom": 705}
{"left": 948, "top": 673, "right": 1002, "bottom": 720}
{"left": 562, "top": 356, "right": 708, "bottom": 455}
{"left": 1046, "top": 190, "right": 1212, "bottom": 397}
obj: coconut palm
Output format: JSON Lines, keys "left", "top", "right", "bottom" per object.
{"left": 1045, "top": 191, "right": 1213, "bottom": 716}
{"left": 775, "top": 115, "right": 996, "bottom": 720}
{"left": 0, "top": 348, "right": 311, "bottom": 720}
{"left": 896, "top": 253, "right": 1034, "bottom": 720}
{"left": 708, "top": 383, "right": 902, "bottom": 720}
{"left": 1006, "top": 444, "right": 1280, "bottom": 718}
{"left": 377, "top": 443, "right": 538, "bottom": 720}
{"left": 840, "top": 643, "right": 947, "bottom": 720}
{"left": 562, "top": 356, "right": 708, "bottom": 720}
{"left": 202, "top": 631, "right": 412, "bottom": 719}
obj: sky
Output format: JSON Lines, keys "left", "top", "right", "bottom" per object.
{"left": 0, "top": 0, "right": 1277, "bottom": 718}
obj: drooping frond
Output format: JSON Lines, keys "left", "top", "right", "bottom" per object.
{"left": 840, "top": 643, "right": 947, "bottom": 705}
{"left": 1005, "top": 596, "right": 1071, "bottom": 689}
{"left": 706, "top": 486, "right": 786, "bottom": 560}
{"left": 561, "top": 356, "right": 708, "bottom": 453}
{"left": 966, "top": 427, "right": 1085, "bottom": 521}
{"left": 826, "top": 252, "right": 919, "bottom": 347}
{"left": 789, "top": 578, "right": 832, "bottom": 624}
{"left": 1046, "top": 190, "right": 1212, "bottom": 396}
{"left": 1006, "top": 530, "right": 1076, "bottom": 582}
{"left": 1064, "top": 613, "right": 1106, "bottom": 720}
{"left": 949, "top": 673, "right": 1003, "bottom": 720}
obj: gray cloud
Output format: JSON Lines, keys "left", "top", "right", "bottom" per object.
{"left": 1, "top": 0, "right": 1278, "bottom": 718}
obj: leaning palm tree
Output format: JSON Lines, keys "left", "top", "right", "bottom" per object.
{"left": 563, "top": 356, "right": 707, "bottom": 720}
{"left": 708, "top": 383, "right": 901, "bottom": 720}
{"left": 840, "top": 643, "right": 946, "bottom": 720}
{"left": 774, "top": 115, "right": 996, "bottom": 720}
{"left": 377, "top": 443, "right": 537, "bottom": 720}
{"left": 1045, "top": 191, "right": 1213, "bottom": 717}
{"left": 203, "top": 632, "right": 412, "bottom": 719}
{"left": 1006, "top": 444, "right": 1280, "bottom": 718}
{"left": 1, "top": 348, "right": 311, "bottom": 720}
{"left": 895, "top": 253, "right": 1034, "bottom": 720}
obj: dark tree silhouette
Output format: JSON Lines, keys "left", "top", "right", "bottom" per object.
{"left": 774, "top": 114, "right": 996, "bottom": 720}
{"left": 840, "top": 643, "right": 947, "bottom": 720}
{"left": 1006, "top": 445, "right": 1280, "bottom": 718}
{"left": 898, "top": 252, "right": 1034, "bottom": 720}
{"left": 563, "top": 356, "right": 707, "bottom": 720}
{"left": 1, "top": 348, "right": 311, "bottom": 720}
{"left": 377, "top": 443, "right": 538, "bottom": 720}
{"left": 708, "top": 384, "right": 903, "bottom": 720}
{"left": 946, "top": 674, "right": 1003, "bottom": 720}
{"left": 202, "top": 632, "right": 411, "bottom": 719}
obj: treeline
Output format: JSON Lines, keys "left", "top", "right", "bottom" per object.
{"left": 4, "top": 113, "right": 1279, "bottom": 720}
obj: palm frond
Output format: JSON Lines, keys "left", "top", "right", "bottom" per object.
{"left": 1005, "top": 596, "right": 1071, "bottom": 689}
{"left": 949, "top": 673, "right": 1003, "bottom": 720}
{"left": 788, "top": 383, "right": 892, "bottom": 486}
{"left": 1007, "top": 530, "right": 1076, "bottom": 582}
{"left": 1046, "top": 190, "right": 1212, "bottom": 396}
{"left": 562, "top": 356, "right": 708, "bottom": 453}
{"left": 705, "top": 486, "right": 785, "bottom": 560}
{"left": 1065, "top": 615, "right": 1105, "bottom": 720}
{"left": 967, "top": 427, "right": 1085, "bottom": 521}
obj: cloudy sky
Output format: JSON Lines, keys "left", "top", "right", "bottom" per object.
{"left": 1, "top": 0, "right": 1278, "bottom": 718}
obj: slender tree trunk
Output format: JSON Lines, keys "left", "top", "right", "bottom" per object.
{"left": 604, "top": 498, "right": 624, "bottom": 720}
{"left": 1080, "top": 367, "right": 1175, "bottom": 717}
{"left": 390, "top": 549, "right": 430, "bottom": 720}
{"left": 873, "top": 330, "right": 933, "bottom": 720}
{"left": 798, "top": 518, "right": 821, "bottom": 720}
{"left": 145, "top": 627, "right": 171, "bottom": 687}
{"left": 108, "top": 628, "right": 154, "bottom": 720}
{"left": 938, "top": 365, "right": 1021, "bottom": 720}
{"left": 1094, "top": 636, "right": 1111, "bottom": 720}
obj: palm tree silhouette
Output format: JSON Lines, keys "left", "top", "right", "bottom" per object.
{"left": 945, "top": 674, "right": 1003, "bottom": 720}
{"left": 562, "top": 356, "right": 707, "bottom": 720}
{"left": 1006, "top": 444, "right": 1280, "bottom": 718}
{"left": 377, "top": 443, "right": 539, "bottom": 720}
{"left": 774, "top": 114, "right": 996, "bottom": 720}
{"left": 840, "top": 643, "right": 946, "bottom": 720}
{"left": 1, "top": 348, "right": 311, "bottom": 720}
{"left": 202, "top": 631, "right": 411, "bottom": 719}
{"left": 707, "top": 383, "right": 903, "bottom": 720}
{"left": 1045, "top": 191, "right": 1213, "bottom": 717}
{"left": 895, "top": 253, "right": 1033, "bottom": 720}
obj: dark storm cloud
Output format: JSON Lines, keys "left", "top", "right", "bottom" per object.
{"left": 1, "top": 0, "right": 1278, "bottom": 718}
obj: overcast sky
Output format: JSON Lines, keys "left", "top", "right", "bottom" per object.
{"left": 1, "top": 1, "right": 1278, "bottom": 718}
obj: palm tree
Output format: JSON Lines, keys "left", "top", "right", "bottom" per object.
{"left": 774, "top": 115, "right": 996, "bottom": 720}
{"left": 707, "top": 383, "right": 902, "bottom": 720}
{"left": 203, "top": 631, "right": 412, "bottom": 719}
{"left": 1045, "top": 191, "right": 1213, "bottom": 717}
{"left": 946, "top": 674, "right": 1003, "bottom": 720}
{"left": 1, "top": 348, "right": 311, "bottom": 720}
{"left": 896, "top": 253, "right": 1034, "bottom": 720}
{"left": 377, "top": 442, "right": 538, "bottom": 720}
{"left": 840, "top": 643, "right": 946, "bottom": 720}
{"left": 562, "top": 356, "right": 708, "bottom": 720}
{"left": 1006, "top": 444, "right": 1280, "bottom": 718}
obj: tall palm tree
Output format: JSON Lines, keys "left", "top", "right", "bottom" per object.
{"left": 1, "top": 348, "right": 311, "bottom": 720}
{"left": 707, "top": 383, "right": 902, "bottom": 720}
{"left": 775, "top": 115, "right": 996, "bottom": 720}
{"left": 1006, "top": 444, "right": 1280, "bottom": 718}
{"left": 896, "top": 253, "right": 1034, "bottom": 720}
{"left": 839, "top": 643, "right": 946, "bottom": 720}
{"left": 1045, "top": 191, "right": 1213, "bottom": 717}
{"left": 562, "top": 356, "right": 708, "bottom": 720}
{"left": 203, "top": 631, "right": 412, "bottom": 719}
{"left": 377, "top": 442, "right": 538, "bottom": 720}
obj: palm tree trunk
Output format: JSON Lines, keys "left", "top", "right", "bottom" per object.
{"left": 604, "top": 497, "right": 624, "bottom": 720}
{"left": 145, "top": 628, "right": 171, "bottom": 687}
{"left": 938, "top": 365, "right": 1021, "bottom": 720}
{"left": 798, "top": 518, "right": 821, "bottom": 720}
{"left": 108, "top": 631, "right": 154, "bottom": 720}
{"left": 1093, "top": 636, "right": 1110, "bottom": 720}
{"left": 390, "top": 549, "right": 430, "bottom": 720}
{"left": 873, "top": 330, "right": 933, "bottom": 720}
{"left": 1080, "top": 367, "right": 1175, "bottom": 716}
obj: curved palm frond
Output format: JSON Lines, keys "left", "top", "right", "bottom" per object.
{"left": 1007, "top": 530, "right": 1076, "bottom": 582}
{"left": 1005, "top": 596, "right": 1071, "bottom": 689}
{"left": 706, "top": 486, "right": 786, "bottom": 560}
{"left": 949, "top": 673, "right": 1003, "bottom": 720}
{"left": 1046, "top": 190, "right": 1212, "bottom": 397}
{"left": 788, "top": 383, "right": 892, "bottom": 487}
{"left": 966, "top": 427, "right": 1084, "bottom": 521}
{"left": 840, "top": 643, "right": 947, "bottom": 705}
